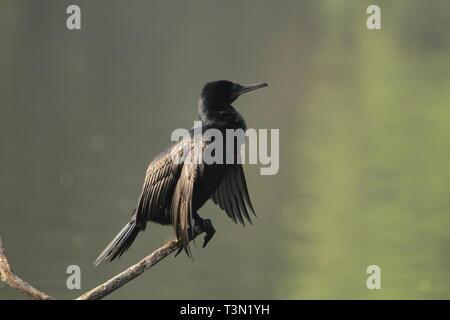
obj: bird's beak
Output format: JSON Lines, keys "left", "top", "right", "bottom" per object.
{"left": 234, "top": 82, "right": 268, "bottom": 98}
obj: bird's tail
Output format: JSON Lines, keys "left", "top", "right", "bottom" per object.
{"left": 94, "top": 220, "right": 141, "bottom": 265}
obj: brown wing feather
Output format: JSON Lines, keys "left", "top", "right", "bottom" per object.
{"left": 171, "top": 163, "right": 196, "bottom": 257}
{"left": 170, "top": 139, "right": 206, "bottom": 257}
{"left": 135, "top": 139, "right": 191, "bottom": 228}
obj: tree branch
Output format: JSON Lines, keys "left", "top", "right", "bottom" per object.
{"left": 0, "top": 234, "right": 190, "bottom": 300}
{"left": 0, "top": 237, "right": 55, "bottom": 300}
{"left": 76, "top": 239, "right": 179, "bottom": 300}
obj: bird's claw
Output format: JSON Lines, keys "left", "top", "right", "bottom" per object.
{"left": 174, "top": 224, "right": 200, "bottom": 257}
{"left": 174, "top": 218, "right": 216, "bottom": 256}
{"left": 202, "top": 234, "right": 212, "bottom": 248}
{"left": 174, "top": 245, "right": 183, "bottom": 257}
{"left": 174, "top": 238, "right": 186, "bottom": 257}
{"left": 201, "top": 219, "right": 215, "bottom": 248}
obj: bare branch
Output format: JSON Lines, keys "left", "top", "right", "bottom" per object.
{"left": 0, "top": 237, "right": 55, "bottom": 300}
{"left": 1, "top": 233, "right": 198, "bottom": 300}
{"left": 76, "top": 239, "right": 179, "bottom": 300}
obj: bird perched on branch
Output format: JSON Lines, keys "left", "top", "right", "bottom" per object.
{"left": 94, "top": 80, "right": 267, "bottom": 264}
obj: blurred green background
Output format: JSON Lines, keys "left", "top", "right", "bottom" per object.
{"left": 1, "top": 0, "right": 449, "bottom": 299}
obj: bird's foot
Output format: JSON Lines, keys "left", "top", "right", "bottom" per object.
{"left": 174, "top": 218, "right": 216, "bottom": 257}
{"left": 174, "top": 222, "right": 204, "bottom": 257}
{"left": 200, "top": 219, "right": 215, "bottom": 248}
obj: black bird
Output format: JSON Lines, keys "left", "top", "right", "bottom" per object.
{"left": 94, "top": 80, "right": 267, "bottom": 264}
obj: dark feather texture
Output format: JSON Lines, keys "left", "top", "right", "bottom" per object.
{"left": 211, "top": 165, "right": 256, "bottom": 226}
{"left": 94, "top": 80, "right": 265, "bottom": 264}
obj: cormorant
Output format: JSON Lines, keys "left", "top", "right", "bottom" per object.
{"left": 94, "top": 80, "right": 268, "bottom": 264}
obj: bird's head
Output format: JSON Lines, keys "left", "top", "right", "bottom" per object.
{"left": 199, "top": 80, "right": 268, "bottom": 113}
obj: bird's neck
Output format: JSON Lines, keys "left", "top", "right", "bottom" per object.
{"left": 198, "top": 99, "right": 246, "bottom": 130}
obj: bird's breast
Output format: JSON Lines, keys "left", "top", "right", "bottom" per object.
{"left": 192, "top": 163, "right": 227, "bottom": 211}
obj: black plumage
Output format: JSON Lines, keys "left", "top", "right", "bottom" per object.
{"left": 94, "top": 80, "right": 267, "bottom": 264}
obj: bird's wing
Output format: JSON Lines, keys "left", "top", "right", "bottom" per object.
{"left": 135, "top": 138, "right": 191, "bottom": 228}
{"left": 211, "top": 164, "right": 256, "bottom": 226}
{"left": 171, "top": 139, "right": 206, "bottom": 257}
{"left": 171, "top": 163, "right": 199, "bottom": 257}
